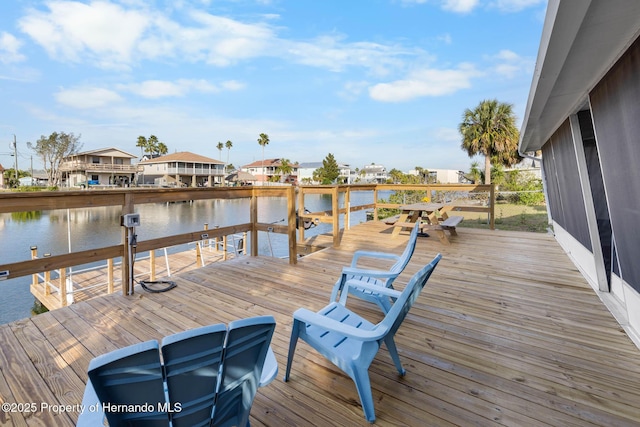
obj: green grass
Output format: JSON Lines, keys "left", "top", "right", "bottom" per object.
{"left": 457, "top": 203, "right": 550, "bottom": 233}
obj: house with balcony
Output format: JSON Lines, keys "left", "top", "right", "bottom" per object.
{"left": 360, "top": 164, "right": 388, "bottom": 183}
{"left": 60, "top": 148, "right": 141, "bottom": 188}
{"left": 519, "top": 0, "right": 640, "bottom": 348}
{"left": 297, "top": 162, "right": 355, "bottom": 184}
{"left": 137, "top": 151, "right": 225, "bottom": 187}
{"left": 240, "top": 158, "right": 299, "bottom": 184}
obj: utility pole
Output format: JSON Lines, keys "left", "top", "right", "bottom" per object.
{"left": 13, "top": 134, "right": 18, "bottom": 181}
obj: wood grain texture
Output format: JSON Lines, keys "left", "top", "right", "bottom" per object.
{"left": 1, "top": 222, "right": 639, "bottom": 426}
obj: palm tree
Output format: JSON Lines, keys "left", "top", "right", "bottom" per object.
{"left": 136, "top": 136, "right": 147, "bottom": 159}
{"left": 257, "top": 133, "right": 269, "bottom": 182}
{"left": 148, "top": 135, "right": 159, "bottom": 155}
{"left": 468, "top": 161, "right": 482, "bottom": 184}
{"left": 225, "top": 140, "right": 233, "bottom": 165}
{"left": 216, "top": 141, "right": 224, "bottom": 160}
{"left": 458, "top": 99, "right": 520, "bottom": 184}
{"left": 276, "top": 158, "right": 293, "bottom": 183}
{"left": 156, "top": 142, "right": 168, "bottom": 155}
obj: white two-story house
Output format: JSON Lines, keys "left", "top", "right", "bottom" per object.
{"left": 60, "top": 148, "right": 141, "bottom": 188}
{"left": 138, "top": 151, "right": 225, "bottom": 187}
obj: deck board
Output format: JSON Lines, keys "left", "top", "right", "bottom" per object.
{"left": 1, "top": 222, "right": 640, "bottom": 426}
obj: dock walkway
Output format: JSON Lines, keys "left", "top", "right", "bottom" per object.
{"left": 2, "top": 222, "right": 640, "bottom": 426}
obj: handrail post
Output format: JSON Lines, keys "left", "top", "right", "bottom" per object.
{"left": 344, "top": 186, "right": 351, "bottom": 230}
{"left": 43, "top": 253, "right": 51, "bottom": 296}
{"left": 490, "top": 184, "right": 496, "bottom": 230}
{"left": 30, "top": 246, "right": 38, "bottom": 288}
{"left": 297, "top": 185, "right": 305, "bottom": 242}
{"left": 332, "top": 186, "right": 340, "bottom": 248}
{"left": 59, "top": 268, "right": 67, "bottom": 307}
{"left": 107, "top": 258, "right": 115, "bottom": 293}
{"left": 287, "top": 185, "right": 297, "bottom": 264}
{"left": 223, "top": 236, "right": 228, "bottom": 261}
{"left": 250, "top": 188, "right": 258, "bottom": 256}
{"left": 196, "top": 241, "right": 203, "bottom": 266}
{"left": 373, "top": 186, "right": 379, "bottom": 221}
{"left": 242, "top": 232, "right": 248, "bottom": 255}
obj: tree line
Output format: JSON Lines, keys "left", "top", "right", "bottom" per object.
{"left": 6, "top": 99, "right": 525, "bottom": 189}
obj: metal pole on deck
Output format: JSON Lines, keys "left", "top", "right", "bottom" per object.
{"left": 66, "top": 209, "right": 74, "bottom": 304}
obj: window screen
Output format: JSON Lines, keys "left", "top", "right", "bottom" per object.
{"left": 589, "top": 35, "right": 640, "bottom": 292}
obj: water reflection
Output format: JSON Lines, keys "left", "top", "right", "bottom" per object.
{"left": 11, "top": 211, "right": 42, "bottom": 222}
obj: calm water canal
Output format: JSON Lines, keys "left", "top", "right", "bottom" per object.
{"left": 0, "top": 191, "right": 388, "bottom": 324}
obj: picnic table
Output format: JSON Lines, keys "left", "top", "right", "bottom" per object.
{"left": 391, "top": 202, "right": 444, "bottom": 237}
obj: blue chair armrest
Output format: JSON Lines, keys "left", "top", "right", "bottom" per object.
{"left": 339, "top": 279, "right": 402, "bottom": 305}
{"left": 77, "top": 379, "right": 106, "bottom": 427}
{"left": 259, "top": 347, "right": 278, "bottom": 387}
{"left": 341, "top": 266, "right": 398, "bottom": 280}
{"left": 351, "top": 250, "right": 400, "bottom": 267}
{"left": 293, "top": 306, "right": 388, "bottom": 341}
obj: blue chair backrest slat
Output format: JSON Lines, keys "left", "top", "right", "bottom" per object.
{"left": 383, "top": 253, "right": 441, "bottom": 338}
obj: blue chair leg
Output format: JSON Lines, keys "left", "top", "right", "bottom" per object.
{"left": 284, "top": 320, "right": 301, "bottom": 381}
{"left": 384, "top": 336, "right": 406, "bottom": 376}
{"left": 350, "top": 365, "right": 376, "bottom": 423}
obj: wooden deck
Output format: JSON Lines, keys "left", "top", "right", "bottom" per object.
{"left": 2, "top": 222, "right": 640, "bottom": 426}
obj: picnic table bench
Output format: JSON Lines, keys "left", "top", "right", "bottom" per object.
{"left": 384, "top": 205, "right": 463, "bottom": 244}
{"left": 418, "top": 212, "right": 463, "bottom": 245}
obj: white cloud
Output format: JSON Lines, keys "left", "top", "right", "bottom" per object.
{"left": 433, "top": 127, "right": 461, "bottom": 142}
{"left": 282, "top": 35, "right": 417, "bottom": 77}
{"left": 118, "top": 79, "right": 244, "bottom": 98}
{"left": 400, "top": 0, "right": 478, "bottom": 13}
{"left": 442, "top": 0, "right": 479, "bottom": 13}
{"left": 401, "top": 0, "right": 544, "bottom": 13}
{"left": 369, "top": 64, "right": 479, "bottom": 102}
{"left": 490, "top": 0, "right": 546, "bottom": 13}
{"left": 19, "top": 1, "right": 149, "bottom": 69}
{"left": 17, "top": 1, "right": 422, "bottom": 77}
{"left": 485, "top": 49, "right": 534, "bottom": 78}
{"left": 0, "top": 32, "right": 26, "bottom": 63}
{"left": 338, "top": 80, "right": 369, "bottom": 101}
{"left": 55, "top": 87, "right": 123, "bottom": 109}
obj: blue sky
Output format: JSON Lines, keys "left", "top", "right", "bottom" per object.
{"left": 0, "top": 0, "right": 547, "bottom": 174}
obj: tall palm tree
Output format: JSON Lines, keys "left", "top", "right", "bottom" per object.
{"left": 148, "top": 135, "right": 159, "bottom": 155}
{"left": 225, "top": 140, "right": 233, "bottom": 165}
{"left": 156, "top": 142, "right": 168, "bottom": 155}
{"left": 257, "top": 133, "right": 269, "bottom": 182}
{"left": 458, "top": 99, "right": 520, "bottom": 184}
{"left": 136, "top": 136, "right": 147, "bottom": 159}
{"left": 216, "top": 141, "right": 224, "bottom": 160}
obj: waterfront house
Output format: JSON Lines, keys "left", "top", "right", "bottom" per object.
{"left": 138, "top": 151, "right": 226, "bottom": 187}
{"left": 519, "top": 0, "right": 640, "bottom": 348}
{"left": 361, "top": 163, "right": 388, "bottom": 183}
{"left": 0, "top": 163, "right": 5, "bottom": 187}
{"left": 60, "top": 147, "right": 141, "bottom": 188}
{"left": 297, "top": 161, "right": 355, "bottom": 184}
{"left": 240, "top": 158, "right": 299, "bottom": 184}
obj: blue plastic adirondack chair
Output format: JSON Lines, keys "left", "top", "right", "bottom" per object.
{"left": 78, "top": 316, "right": 277, "bottom": 427}
{"left": 284, "top": 254, "right": 442, "bottom": 423}
{"left": 85, "top": 340, "right": 168, "bottom": 426}
{"left": 211, "top": 316, "right": 276, "bottom": 427}
{"left": 162, "top": 323, "right": 228, "bottom": 427}
{"left": 329, "top": 221, "right": 421, "bottom": 313}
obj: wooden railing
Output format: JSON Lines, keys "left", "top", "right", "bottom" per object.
{"left": 0, "top": 184, "right": 494, "bottom": 299}
{"left": 296, "top": 183, "right": 495, "bottom": 243}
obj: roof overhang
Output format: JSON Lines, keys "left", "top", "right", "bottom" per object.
{"left": 519, "top": 0, "right": 640, "bottom": 153}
